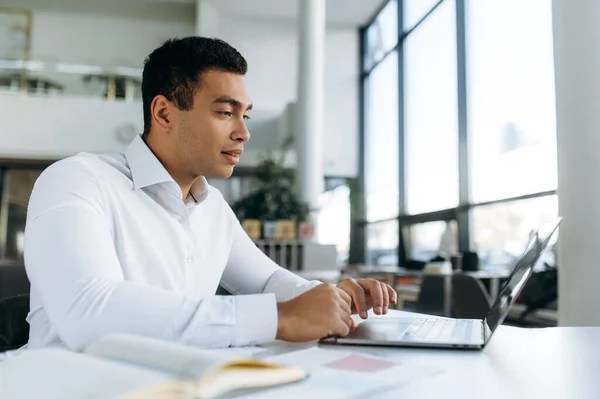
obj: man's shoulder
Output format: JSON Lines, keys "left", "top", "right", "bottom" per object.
{"left": 41, "top": 151, "right": 130, "bottom": 185}
{"left": 30, "top": 151, "right": 132, "bottom": 212}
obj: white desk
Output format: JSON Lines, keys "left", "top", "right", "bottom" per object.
{"left": 260, "top": 310, "right": 600, "bottom": 398}
{"left": 2, "top": 311, "right": 596, "bottom": 398}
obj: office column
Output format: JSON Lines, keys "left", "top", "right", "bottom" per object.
{"left": 196, "top": 0, "right": 220, "bottom": 37}
{"left": 553, "top": 0, "right": 600, "bottom": 325}
{"left": 297, "top": 0, "right": 325, "bottom": 213}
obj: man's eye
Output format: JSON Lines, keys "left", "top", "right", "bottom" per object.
{"left": 218, "top": 112, "right": 233, "bottom": 117}
{"left": 243, "top": 115, "right": 251, "bottom": 121}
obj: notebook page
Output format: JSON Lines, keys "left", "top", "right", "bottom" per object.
{"left": 85, "top": 334, "right": 240, "bottom": 379}
{"left": 0, "top": 348, "right": 175, "bottom": 399}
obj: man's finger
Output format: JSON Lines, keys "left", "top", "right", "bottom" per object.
{"left": 336, "top": 286, "right": 353, "bottom": 314}
{"left": 386, "top": 283, "right": 398, "bottom": 305}
{"left": 380, "top": 281, "right": 390, "bottom": 314}
{"left": 335, "top": 315, "right": 351, "bottom": 337}
{"left": 360, "top": 279, "right": 384, "bottom": 315}
{"left": 345, "top": 279, "right": 369, "bottom": 319}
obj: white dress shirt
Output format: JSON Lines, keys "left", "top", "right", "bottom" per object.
{"left": 24, "top": 135, "right": 319, "bottom": 350}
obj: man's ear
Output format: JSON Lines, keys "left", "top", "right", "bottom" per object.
{"left": 150, "top": 95, "right": 173, "bottom": 132}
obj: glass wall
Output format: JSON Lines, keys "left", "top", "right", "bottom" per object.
{"left": 359, "top": 0, "right": 557, "bottom": 267}
{"left": 467, "top": 0, "right": 557, "bottom": 203}
{"left": 404, "top": 0, "right": 458, "bottom": 214}
{"left": 364, "top": 51, "right": 399, "bottom": 221}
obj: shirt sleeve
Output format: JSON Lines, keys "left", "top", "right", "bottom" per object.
{"left": 219, "top": 207, "right": 322, "bottom": 341}
{"left": 24, "top": 160, "right": 276, "bottom": 350}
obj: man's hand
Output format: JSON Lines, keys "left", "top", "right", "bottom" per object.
{"left": 337, "top": 278, "right": 397, "bottom": 319}
{"left": 276, "top": 283, "right": 353, "bottom": 342}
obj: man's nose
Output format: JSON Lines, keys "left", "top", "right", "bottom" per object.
{"left": 232, "top": 119, "right": 250, "bottom": 142}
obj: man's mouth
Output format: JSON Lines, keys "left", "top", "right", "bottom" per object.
{"left": 221, "top": 151, "right": 241, "bottom": 165}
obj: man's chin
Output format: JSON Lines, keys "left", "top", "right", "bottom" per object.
{"left": 208, "top": 167, "right": 234, "bottom": 179}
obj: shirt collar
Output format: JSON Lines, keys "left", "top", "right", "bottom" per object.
{"left": 125, "top": 134, "right": 210, "bottom": 203}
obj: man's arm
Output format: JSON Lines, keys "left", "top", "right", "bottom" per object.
{"left": 219, "top": 209, "right": 320, "bottom": 302}
{"left": 217, "top": 196, "right": 397, "bottom": 342}
{"left": 25, "top": 161, "right": 276, "bottom": 350}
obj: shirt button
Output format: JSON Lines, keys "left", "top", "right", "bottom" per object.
{"left": 187, "top": 256, "right": 194, "bottom": 263}
{"left": 178, "top": 217, "right": 184, "bottom": 224}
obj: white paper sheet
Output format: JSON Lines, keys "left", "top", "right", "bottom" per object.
{"left": 234, "top": 347, "right": 443, "bottom": 398}
{"left": 0, "top": 348, "right": 172, "bottom": 399}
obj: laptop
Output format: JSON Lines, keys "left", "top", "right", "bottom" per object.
{"left": 320, "top": 218, "right": 561, "bottom": 350}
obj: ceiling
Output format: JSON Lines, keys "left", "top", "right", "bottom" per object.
{"left": 135, "top": 0, "right": 387, "bottom": 27}
{"left": 208, "top": 0, "right": 386, "bottom": 26}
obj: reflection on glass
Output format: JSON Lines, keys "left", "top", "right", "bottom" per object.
{"left": 1, "top": 170, "right": 43, "bottom": 259}
{"left": 367, "top": 220, "right": 399, "bottom": 266}
{"left": 467, "top": 0, "right": 557, "bottom": 202}
{"left": 403, "top": 0, "right": 443, "bottom": 30}
{"left": 365, "top": 51, "right": 399, "bottom": 221}
{"left": 408, "top": 220, "right": 455, "bottom": 261}
{"left": 472, "top": 195, "right": 558, "bottom": 267}
{"left": 364, "top": 0, "right": 398, "bottom": 71}
{"left": 404, "top": 0, "right": 458, "bottom": 214}
{"left": 484, "top": 218, "right": 560, "bottom": 337}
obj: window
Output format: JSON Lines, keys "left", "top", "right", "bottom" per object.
{"left": 364, "top": 0, "right": 399, "bottom": 71}
{"left": 472, "top": 195, "right": 558, "bottom": 267}
{"left": 358, "top": 0, "right": 558, "bottom": 272}
{"left": 317, "top": 184, "right": 351, "bottom": 265}
{"left": 367, "top": 220, "right": 399, "bottom": 266}
{"left": 403, "top": 0, "right": 442, "bottom": 31}
{"left": 365, "top": 51, "right": 399, "bottom": 221}
{"left": 407, "top": 220, "right": 455, "bottom": 261}
{"left": 404, "top": 0, "right": 458, "bottom": 214}
{"left": 467, "top": 0, "right": 557, "bottom": 203}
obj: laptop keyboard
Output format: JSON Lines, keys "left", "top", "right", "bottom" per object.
{"left": 401, "top": 319, "right": 473, "bottom": 343}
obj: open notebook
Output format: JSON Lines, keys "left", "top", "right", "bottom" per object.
{"left": 1, "top": 334, "right": 306, "bottom": 399}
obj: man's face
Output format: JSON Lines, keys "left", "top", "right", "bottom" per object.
{"left": 175, "top": 70, "right": 252, "bottom": 179}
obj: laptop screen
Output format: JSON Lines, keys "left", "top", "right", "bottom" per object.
{"left": 483, "top": 218, "right": 561, "bottom": 340}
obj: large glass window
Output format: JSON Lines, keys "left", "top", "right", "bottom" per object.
{"left": 472, "top": 195, "right": 558, "bottom": 267}
{"left": 404, "top": 0, "right": 458, "bottom": 214}
{"left": 364, "top": 0, "right": 399, "bottom": 71}
{"left": 365, "top": 51, "right": 399, "bottom": 221}
{"left": 359, "top": 0, "right": 558, "bottom": 272}
{"left": 403, "top": 0, "right": 442, "bottom": 31}
{"left": 317, "top": 184, "right": 351, "bottom": 265}
{"left": 406, "top": 220, "right": 454, "bottom": 261}
{"left": 467, "top": 0, "right": 557, "bottom": 203}
{"left": 367, "top": 220, "right": 399, "bottom": 266}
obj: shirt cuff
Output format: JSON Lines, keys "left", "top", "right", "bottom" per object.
{"left": 263, "top": 268, "right": 323, "bottom": 302}
{"left": 233, "top": 293, "right": 277, "bottom": 346}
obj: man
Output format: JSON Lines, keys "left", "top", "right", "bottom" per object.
{"left": 24, "top": 37, "right": 397, "bottom": 350}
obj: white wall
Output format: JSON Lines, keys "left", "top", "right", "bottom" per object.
{"left": 30, "top": 13, "right": 194, "bottom": 67}
{"left": 217, "top": 14, "right": 360, "bottom": 177}
{"left": 2, "top": 0, "right": 195, "bottom": 67}
{"left": 0, "top": 1, "right": 360, "bottom": 176}
{"left": 0, "top": 94, "right": 140, "bottom": 159}
{"left": 553, "top": 0, "right": 600, "bottom": 326}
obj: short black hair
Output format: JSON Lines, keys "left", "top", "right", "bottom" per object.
{"left": 141, "top": 37, "right": 248, "bottom": 137}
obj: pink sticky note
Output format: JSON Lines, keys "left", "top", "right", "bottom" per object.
{"left": 325, "top": 354, "right": 399, "bottom": 373}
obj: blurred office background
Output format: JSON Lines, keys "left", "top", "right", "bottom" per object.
{"left": 0, "top": 0, "right": 596, "bottom": 328}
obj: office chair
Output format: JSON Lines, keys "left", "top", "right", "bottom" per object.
{"left": 0, "top": 260, "right": 30, "bottom": 300}
{"left": 403, "top": 275, "right": 446, "bottom": 316}
{"left": 0, "top": 294, "right": 30, "bottom": 352}
{"left": 451, "top": 273, "right": 491, "bottom": 319}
